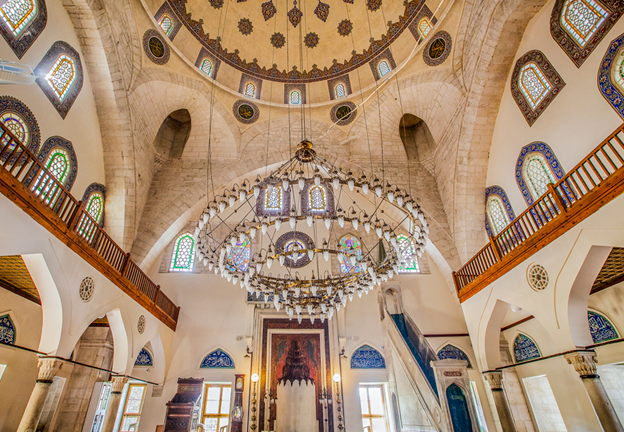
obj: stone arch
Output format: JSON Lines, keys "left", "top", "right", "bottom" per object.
{"left": 382, "top": 284, "right": 403, "bottom": 315}
{"left": 479, "top": 299, "right": 511, "bottom": 370}
{"left": 399, "top": 113, "right": 437, "bottom": 169}
{"left": 153, "top": 109, "right": 192, "bottom": 164}
{"left": 105, "top": 308, "right": 130, "bottom": 374}
{"left": 62, "top": 0, "right": 142, "bottom": 250}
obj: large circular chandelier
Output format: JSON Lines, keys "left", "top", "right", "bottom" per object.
{"left": 194, "top": 140, "right": 429, "bottom": 324}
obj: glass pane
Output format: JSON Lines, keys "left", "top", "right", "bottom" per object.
{"left": 359, "top": 388, "right": 369, "bottom": 415}
{"left": 368, "top": 387, "right": 384, "bottom": 415}
{"left": 362, "top": 418, "right": 372, "bottom": 432}
{"left": 128, "top": 386, "right": 145, "bottom": 401}
{"left": 372, "top": 417, "right": 387, "bottom": 432}
{"left": 120, "top": 416, "right": 139, "bottom": 432}
{"left": 220, "top": 390, "right": 231, "bottom": 414}
{"left": 220, "top": 417, "right": 229, "bottom": 429}
{"left": 125, "top": 399, "right": 142, "bottom": 414}
{"left": 207, "top": 386, "right": 221, "bottom": 400}
{"left": 205, "top": 400, "right": 220, "bottom": 414}
{"left": 204, "top": 418, "right": 218, "bottom": 432}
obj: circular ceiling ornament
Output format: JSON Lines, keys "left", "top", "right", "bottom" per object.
{"left": 143, "top": 30, "right": 170, "bottom": 65}
{"left": 233, "top": 100, "right": 260, "bottom": 124}
{"left": 79, "top": 276, "right": 95, "bottom": 302}
{"left": 337, "top": 19, "right": 353, "bottom": 37}
{"left": 304, "top": 32, "right": 319, "bottom": 49}
{"left": 423, "top": 31, "right": 452, "bottom": 67}
{"left": 366, "top": 0, "right": 382, "bottom": 12}
{"left": 271, "top": 32, "right": 285, "bottom": 48}
{"left": 527, "top": 264, "right": 548, "bottom": 291}
{"left": 210, "top": 0, "right": 223, "bottom": 8}
{"left": 137, "top": 315, "right": 146, "bottom": 334}
{"left": 330, "top": 101, "right": 357, "bottom": 126}
{"left": 238, "top": 18, "right": 253, "bottom": 35}
{"left": 276, "top": 231, "right": 315, "bottom": 268}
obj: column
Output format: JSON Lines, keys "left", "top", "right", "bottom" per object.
{"left": 17, "top": 356, "right": 64, "bottom": 432}
{"left": 100, "top": 375, "right": 129, "bottom": 432}
{"left": 484, "top": 371, "right": 517, "bottom": 432}
{"left": 564, "top": 350, "right": 624, "bottom": 432}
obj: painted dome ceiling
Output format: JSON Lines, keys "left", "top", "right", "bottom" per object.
{"left": 158, "top": 0, "right": 434, "bottom": 83}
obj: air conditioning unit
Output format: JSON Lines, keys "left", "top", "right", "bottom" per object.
{"left": 0, "top": 60, "right": 35, "bottom": 85}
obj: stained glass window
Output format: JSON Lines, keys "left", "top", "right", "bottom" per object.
{"left": 339, "top": 234, "right": 362, "bottom": 273}
{"left": 397, "top": 234, "right": 419, "bottom": 273}
{"left": 523, "top": 153, "right": 557, "bottom": 199}
{"left": 486, "top": 196, "right": 510, "bottom": 235}
{"left": 377, "top": 60, "right": 391, "bottom": 78}
{"left": 561, "top": 0, "right": 608, "bottom": 47}
{"left": 513, "top": 334, "right": 541, "bottom": 362}
{"left": 309, "top": 185, "right": 326, "bottom": 211}
{"left": 265, "top": 186, "right": 282, "bottom": 210}
{"left": 518, "top": 62, "right": 552, "bottom": 110}
{"left": 290, "top": 90, "right": 301, "bottom": 105}
{"left": 86, "top": 192, "right": 104, "bottom": 223}
{"left": 120, "top": 383, "right": 146, "bottom": 432}
{"left": 418, "top": 17, "right": 433, "bottom": 38}
{"left": 244, "top": 82, "right": 256, "bottom": 98}
{"left": 226, "top": 238, "right": 250, "bottom": 272}
{"left": 0, "top": 0, "right": 37, "bottom": 36}
{"left": 588, "top": 311, "right": 619, "bottom": 343}
{"left": 45, "top": 54, "right": 77, "bottom": 101}
{"left": 335, "top": 83, "right": 346, "bottom": 99}
{"left": 45, "top": 149, "right": 69, "bottom": 183}
{"left": 158, "top": 14, "right": 173, "bottom": 36}
{"left": 170, "top": 233, "right": 194, "bottom": 272}
{"left": 0, "top": 111, "right": 29, "bottom": 149}
{"left": 201, "top": 59, "right": 213, "bottom": 77}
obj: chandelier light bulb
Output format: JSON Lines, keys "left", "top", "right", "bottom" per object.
{"left": 321, "top": 303, "right": 327, "bottom": 313}
{"left": 384, "top": 231, "right": 391, "bottom": 242}
{"left": 232, "top": 276, "right": 238, "bottom": 286}
{"left": 307, "top": 304, "right": 313, "bottom": 315}
{"left": 298, "top": 177, "right": 305, "bottom": 189}
{"left": 250, "top": 227, "right": 257, "bottom": 239}
{"left": 375, "top": 186, "right": 382, "bottom": 197}
{"left": 279, "top": 255, "right": 286, "bottom": 266}
{"left": 209, "top": 262, "right": 214, "bottom": 271}
{"left": 357, "top": 289, "right": 363, "bottom": 298}
{"left": 320, "top": 314, "right": 325, "bottom": 323}
{"left": 338, "top": 216, "right": 344, "bottom": 227}
{"left": 350, "top": 256, "right": 357, "bottom": 266}
{"left": 219, "top": 201, "right": 226, "bottom": 212}
{"left": 203, "top": 213, "right": 210, "bottom": 224}
{"left": 406, "top": 201, "right": 413, "bottom": 212}
{"left": 324, "top": 217, "right": 331, "bottom": 229}
{"left": 348, "top": 293, "right": 354, "bottom": 302}
{"left": 314, "top": 175, "right": 321, "bottom": 186}
{"left": 275, "top": 219, "right": 282, "bottom": 231}
{"left": 283, "top": 179, "right": 289, "bottom": 190}
{"left": 310, "top": 314, "right": 315, "bottom": 324}
{"left": 254, "top": 186, "right": 261, "bottom": 199}
{"left": 231, "top": 237, "right": 237, "bottom": 246}
{"left": 323, "top": 250, "right": 329, "bottom": 261}
{"left": 387, "top": 191, "right": 394, "bottom": 202}
{"left": 348, "top": 179, "right": 355, "bottom": 191}
{"left": 327, "top": 286, "right": 332, "bottom": 297}
{"left": 364, "top": 222, "right": 371, "bottom": 233}
{"left": 307, "top": 215, "right": 313, "bottom": 227}
{"left": 396, "top": 196, "right": 404, "bottom": 207}
{"left": 337, "top": 251, "right": 344, "bottom": 261}
{"left": 333, "top": 177, "right": 340, "bottom": 189}
{"left": 267, "top": 184, "right": 274, "bottom": 195}
{"left": 295, "top": 287, "right": 301, "bottom": 297}
{"left": 307, "top": 249, "right": 314, "bottom": 260}
{"left": 290, "top": 216, "right": 296, "bottom": 229}
{"left": 275, "top": 301, "right": 281, "bottom": 311}
{"left": 298, "top": 314, "right": 303, "bottom": 324}
{"left": 362, "top": 261, "right": 368, "bottom": 272}
{"left": 296, "top": 304, "right": 302, "bottom": 314}
{"left": 311, "top": 286, "right": 318, "bottom": 296}
{"left": 239, "top": 190, "right": 247, "bottom": 201}
{"left": 226, "top": 244, "right": 232, "bottom": 254}
{"left": 239, "top": 232, "right": 246, "bottom": 242}
{"left": 362, "top": 183, "right": 369, "bottom": 194}
{"left": 352, "top": 218, "right": 359, "bottom": 230}
{"left": 229, "top": 196, "right": 236, "bottom": 207}
{"left": 375, "top": 226, "right": 383, "bottom": 238}
{"left": 267, "top": 257, "right": 273, "bottom": 268}
{"left": 210, "top": 207, "right": 217, "bottom": 218}
{"left": 203, "top": 258, "right": 209, "bottom": 266}
{"left": 256, "top": 263, "right": 262, "bottom": 273}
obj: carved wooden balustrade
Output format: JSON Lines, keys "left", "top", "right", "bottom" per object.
{"left": 454, "top": 124, "right": 624, "bottom": 302}
{"left": 0, "top": 122, "right": 179, "bottom": 330}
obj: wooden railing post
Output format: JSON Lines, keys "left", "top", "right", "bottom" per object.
{"left": 547, "top": 183, "right": 567, "bottom": 213}
{"left": 489, "top": 236, "right": 502, "bottom": 261}
{"left": 154, "top": 285, "right": 161, "bottom": 303}
{"left": 68, "top": 201, "right": 86, "bottom": 231}
{"left": 121, "top": 252, "right": 131, "bottom": 277}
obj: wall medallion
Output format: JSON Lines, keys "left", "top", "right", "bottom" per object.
{"left": 330, "top": 101, "right": 357, "bottom": 126}
{"left": 527, "top": 264, "right": 548, "bottom": 291}
{"left": 275, "top": 231, "right": 315, "bottom": 268}
{"left": 233, "top": 100, "right": 260, "bottom": 124}
{"left": 137, "top": 315, "right": 146, "bottom": 334}
{"left": 79, "top": 276, "right": 95, "bottom": 302}
{"left": 423, "top": 30, "right": 451, "bottom": 66}
{"left": 143, "top": 29, "right": 170, "bottom": 65}
{"left": 270, "top": 32, "right": 285, "bottom": 48}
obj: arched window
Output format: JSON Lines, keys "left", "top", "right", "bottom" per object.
{"left": 309, "top": 185, "right": 326, "bottom": 211}
{"left": 377, "top": 59, "right": 391, "bottom": 78}
{"left": 334, "top": 83, "right": 346, "bottom": 99}
{"left": 513, "top": 333, "right": 541, "bottom": 363}
{"left": 85, "top": 192, "right": 104, "bottom": 224}
{"left": 523, "top": 153, "right": 557, "bottom": 199}
{"left": 0, "top": 314, "right": 16, "bottom": 344}
{"left": 244, "top": 82, "right": 256, "bottom": 98}
{"left": 486, "top": 196, "right": 510, "bottom": 235}
{"left": 518, "top": 62, "right": 552, "bottom": 110}
{"left": 418, "top": 17, "right": 433, "bottom": 38}
{"left": 45, "top": 148, "right": 70, "bottom": 184}
{"left": 226, "top": 238, "right": 250, "bottom": 272}
{"left": 265, "top": 186, "right": 283, "bottom": 211}
{"left": 158, "top": 14, "right": 173, "bottom": 36}
{"left": 45, "top": 54, "right": 77, "bottom": 101}
{"left": 290, "top": 90, "right": 301, "bottom": 105}
{"left": 339, "top": 235, "right": 362, "bottom": 273}
{"left": 200, "top": 59, "right": 213, "bottom": 77}
{"left": 397, "top": 234, "right": 419, "bottom": 273}
{"left": 1, "top": 111, "right": 29, "bottom": 150}
{"left": 588, "top": 310, "right": 619, "bottom": 343}
{"left": 200, "top": 348, "right": 235, "bottom": 368}
{"left": 351, "top": 344, "right": 386, "bottom": 369}
{"left": 134, "top": 347, "right": 154, "bottom": 367}
{"left": 560, "top": 0, "right": 608, "bottom": 47}
{"left": 170, "top": 233, "right": 195, "bottom": 272}
{"left": 0, "top": 0, "right": 36, "bottom": 36}
{"left": 437, "top": 344, "right": 472, "bottom": 368}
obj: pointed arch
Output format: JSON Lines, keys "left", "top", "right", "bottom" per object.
{"left": 134, "top": 347, "right": 154, "bottom": 367}
{"left": 0, "top": 312, "right": 16, "bottom": 344}
{"left": 485, "top": 186, "right": 515, "bottom": 236}
{"left": 289, "top": 90, "right": 301, "bottom": 105}
{"left": 244, "top": 82, "right": 256, "bottom": 98}
{"left": 170, "top": 232, "right": 195, "bottom": 272}
{"left": 436, "top": 344, "right": 472, "bottom": 368}
{"left": 36, "top": 136, "right": 78, "bottom": 191}
{"left": 200, "top": 348, "right": 235, "bottom": 369}
{"left": 81, "top": 183, "right": 106, "bottom": 226}
{"left": 351, "top": 344, "right": 386, "bottom": 369}
{"left": 377, "top": 59, "right": 391, "bottom": 77}
{"left": 334, "top": 82, "right": 346, "bottom": 99}
{"left": 515, "top": 142, "right": 565, "bottom": 205}
{"left": 0, "top": 0, "right": 46, "bottom": 58}
{"left": 588, "top": 310, "right": 619, "bottom": 343}
{"left": 513, "top": 333, "right": 541, "bottom": 363}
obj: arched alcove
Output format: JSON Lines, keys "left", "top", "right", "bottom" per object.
{"left": 153, "top": 109, "right": 192, "bottom": 164}
{"left": 399, "top": 114, "right": 436, "bottom": 163}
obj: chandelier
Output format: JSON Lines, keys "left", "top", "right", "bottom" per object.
{"left": 194, "top": 140, "right": 429, "bottom": 324}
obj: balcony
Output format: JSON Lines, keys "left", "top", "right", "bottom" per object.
{"left": 454, "top": 124, "right": 624, "bottom": 302}
{"left": 0, "top": 123, "right": 179, "bottom": 330}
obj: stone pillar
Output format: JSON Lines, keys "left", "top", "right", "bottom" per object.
{"left": 17, "top": 357, "right": 64, "bottom": 432}
{"left": 564, "top": 351, "right": 624, "bottom": 432}
{"left": 100, "top": 375, "right": 129, "bottom": 432}
{"left": 484, "top": 371, "right": 517, "bottom": 432}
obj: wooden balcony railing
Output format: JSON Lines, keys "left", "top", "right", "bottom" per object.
{"left": 454, "top": 124, "right": 624, "bottom": 302}
{"left": 0, "top": 122, "right": 179, "bottom": 330}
